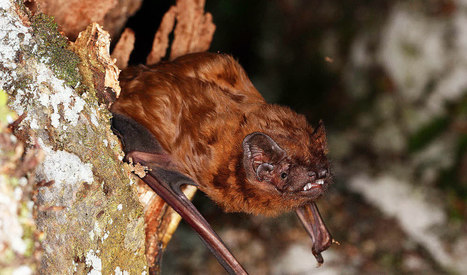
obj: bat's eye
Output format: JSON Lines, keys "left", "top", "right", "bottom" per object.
{"left": 280, "top": 172, "right": 288, "bottom": 179}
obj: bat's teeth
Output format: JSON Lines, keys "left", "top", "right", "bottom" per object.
{"left": 303, "top": 183, "right": 313, "bottom": 191}
{"left": 316, "top": 179, "right": 324, "bottom": 185}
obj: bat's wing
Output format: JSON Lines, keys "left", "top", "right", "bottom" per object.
{"left": 111, "top": 113, "right": 247, "bottom": 275}
{"left": 296, "top": 202, "right": 335, "bottom": 265}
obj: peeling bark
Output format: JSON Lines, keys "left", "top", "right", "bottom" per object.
{"left": 146, "top": 5, "right": 177, "bottom": 66}
{"left": 111, "top": 28, "right": 135, "bottom": 70}
{"left": 146, "top": 0, "right": 215, "bottom": 65}
{"left": 69, "top": 23, "right": 121, "bottom": 106}
{"left": 170, "top": 0, "right": 215, "bottom": 60}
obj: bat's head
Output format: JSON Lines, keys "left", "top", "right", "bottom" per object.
{"left": 241, "top": 121, "right": 330, "bottom": 215}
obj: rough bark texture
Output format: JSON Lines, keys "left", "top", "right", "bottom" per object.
{"left": 0, "top": 1, "right": 147, "bottom": 273}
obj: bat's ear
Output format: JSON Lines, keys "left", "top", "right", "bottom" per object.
{"left": 242, "top": 132, "right": 286, "bottom": 182}
{"left": 313, "top": 120, "right": 328, "bottom": 154}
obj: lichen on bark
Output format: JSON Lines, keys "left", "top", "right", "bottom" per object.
{"left": 30, "top": 13, "right": 81, "bottom": 87}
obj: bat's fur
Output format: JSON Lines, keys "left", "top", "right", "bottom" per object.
{"left": 111, "top": 52, "right": 330, "bottom": 216}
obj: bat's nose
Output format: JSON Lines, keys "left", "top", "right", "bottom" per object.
{"left": 317, "top": 168, "right": 328, "bottom": 179}
{"left": 307, "top": 168, "right": 327, "bottom": 180}
{"left": 308, "top": 171, "right": 316, "bottom": 179}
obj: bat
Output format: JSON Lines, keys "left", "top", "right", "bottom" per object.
{"left": 110, "top": 52, "right": 335, "bottom": 274}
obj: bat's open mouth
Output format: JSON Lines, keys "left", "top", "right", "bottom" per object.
{"left": 291, "top": 179, "right": 327, "bottom": 199}
{"left": 302, "top": 179, "right": 324, "bottom": 191}
{"left": 278, "top": 171, "right": 328, "bottom": 197}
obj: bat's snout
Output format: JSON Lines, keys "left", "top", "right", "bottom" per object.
{"left": 282, "top": 166, "right": 329, "bottom": 196}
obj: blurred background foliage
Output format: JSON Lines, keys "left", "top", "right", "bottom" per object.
{"left": 125, "top": 0, "right": 467, "bottom": 274}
